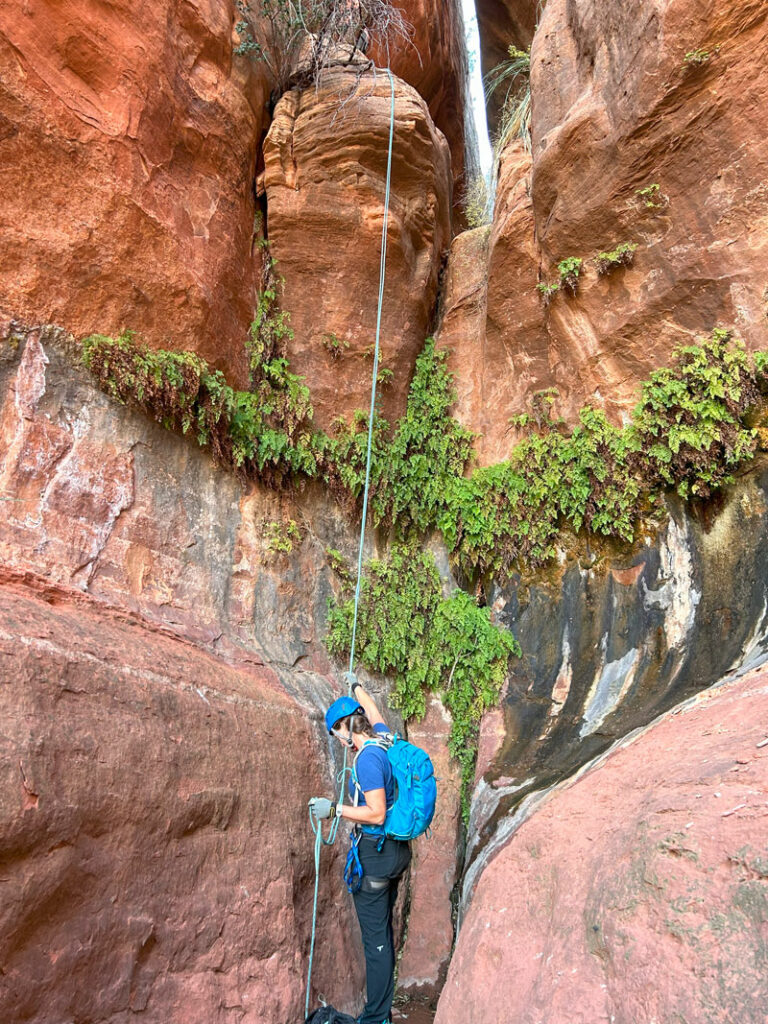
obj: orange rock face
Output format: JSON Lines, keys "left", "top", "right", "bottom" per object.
{"left": 0, "top": 0, "right": 268, "bottom": 382}
{"left": 530, "top": 0, "right": 768, "bottom": 422}
{"left": 371, "top": 0, "right": 469, "bottom": 201}
{"left": 442, "top": 0, "right": 768, "bottom": 452}
{"left": 0, "top": 0, "right": 465, "bottom": 398}
{"left": 264, "top": 67, "right": 451, "bottom": 429}
{"left": 438, "top": 142, "right": 544, "bottom": 465}
{"left": 437, "top": 667, "right": 768, "bottom": 1024}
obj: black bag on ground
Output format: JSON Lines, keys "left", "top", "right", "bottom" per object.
{"left": 305, "top": 1006, "right": 357, "bottom": 1024}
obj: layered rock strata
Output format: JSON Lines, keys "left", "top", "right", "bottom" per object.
{"left": 263, "top": 66, "right": 452, "bottom": 429}
{"left": 436, "top": 665, "right": 768, "bottom": 1023}
{"left": 0, "top": 0, "right": 268, "bottom": 382}
{"left": 441, "top": 0, "right": 768, "bottom": 458}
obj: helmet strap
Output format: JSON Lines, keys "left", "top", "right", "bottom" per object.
{"left": 332, "top": 726, "right": 355, "bottom": 749}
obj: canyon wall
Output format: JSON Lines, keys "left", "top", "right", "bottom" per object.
{"left": 3, "top": 0, "right": 768, "bottom": 1021}
{"left": 0, "top": 0, "right": 268, "bottom": 384}
{"left": 441, "top": 0, "right": 768, "bottom": 464}
{"left": 465, "top": 468, "right": 768, "bottom": 898}
{"left": 1, "top": 573, "right": 364, "bottom": 1023}
{"left": 0, "top": 321, "right": 462, "bottom": 1018}
{"left": 435, "top": 6, "right": 768, "bottom": 1011}
{"left": 0, "top": 323, "right": 369, "bottom": 1021}
{"left": 0, "top": 0, "right": 465, "bottom": 397}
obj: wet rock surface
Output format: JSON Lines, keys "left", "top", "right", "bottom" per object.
{"left": 436, "top": 666, "right": 768, "bottom": 1024}
{"left": 465, "top": 474, "right": 768, "bottom": 889}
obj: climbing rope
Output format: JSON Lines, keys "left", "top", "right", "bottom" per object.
{"left": 305, "top": 65, "right": 396, "bottom": 1019}
{"left": 348, "top": 67, "right": 396, "bottom": 679}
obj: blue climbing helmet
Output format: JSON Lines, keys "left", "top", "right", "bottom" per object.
{"left": 325, "top": 696, "right": 364, "bottom": 734}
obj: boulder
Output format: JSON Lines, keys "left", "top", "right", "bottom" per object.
{"left": 263, "top": 67, "right": 452, "bottom": 429}
{"left": 436, "top": 665, "right": 768, "bottom": 1023}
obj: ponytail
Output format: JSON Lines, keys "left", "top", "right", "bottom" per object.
{"left": 337, "top": 712, "right": 377, "bottom": 739}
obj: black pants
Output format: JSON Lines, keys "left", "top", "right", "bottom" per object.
{"left": 352, "top": 836, "right": 411, "bottom": 1024}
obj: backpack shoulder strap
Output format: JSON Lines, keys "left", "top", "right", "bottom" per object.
{"left": 351, "top": 735, "right": 391, "bottom": 795}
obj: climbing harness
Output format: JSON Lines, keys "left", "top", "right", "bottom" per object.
{"left": 343, "top": 832, "right": 364, "bottom": 893}
{"left": 305, "top": 65, "right": 396, "bottom": 1020}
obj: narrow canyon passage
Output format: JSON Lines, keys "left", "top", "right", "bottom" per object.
{"left": 1, "top": 0, "right": 768, "bottom": 1022}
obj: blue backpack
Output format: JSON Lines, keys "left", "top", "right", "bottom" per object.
{"left": 353, "top": 733, "right": 437, "bottom": 842}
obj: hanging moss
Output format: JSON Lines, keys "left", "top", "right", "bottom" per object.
{"left": 83, "top": 325, "right": 768, "bottom": 575}
{"left": 82, "top": 320, "right": 768, "bottom": 798}
{"left": 326, "top": 544, "right": 519, "bottom": 818}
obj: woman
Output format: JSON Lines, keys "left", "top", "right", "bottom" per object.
{"left": 309, "top": 680, "right": 411, "bottom": 1024}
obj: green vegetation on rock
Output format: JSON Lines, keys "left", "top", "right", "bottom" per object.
{"left": 462, "top": 174, "right": 492, "bottom": 229}
{"left": 538, "top": 258, "right": 584, "bottom": 300}
{"left": 82, "top": 319, "right": 768, "bottom": 795}
{"left": 485, "top": 44, "right": 532, "bottom": 152}
{"left": 594, "top": 242, "right": 638, "bottom": 276}
{"left": 683, "top": 46, "right": 718, "bottom": 68}
{"left": 321, "top": 332, "right": 349, "bottom": 359}
{"left": 83, "top": 326, "right": 767, "bottom": 573}
{"left": 326, "top": 544, "right": 520, "bottom": 816}
{"left": 536, "top": 280, "right": 559, "bottom": 305}
{"left": 82, "top": 330, "right": 323, "bottom": 480}
{"left": 264, "top": 519, "right": 301, "bottom": 554}
{"left": 557, "top": 256, "right": 583, "bottom": 294}
{"left": 635, "top": 183, "right": 666, "bottom": 209}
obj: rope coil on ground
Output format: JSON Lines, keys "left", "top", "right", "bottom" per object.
{"left": 305, "top": 66, "right": 396, "bottom": 1019}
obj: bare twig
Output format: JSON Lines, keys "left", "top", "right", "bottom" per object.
{"left": 235, "top": 0, "right": 415, "bottom": 98}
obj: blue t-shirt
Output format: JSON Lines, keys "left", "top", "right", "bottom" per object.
{"left": 350, "top": 724, "right": 393, "bottom": 833}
